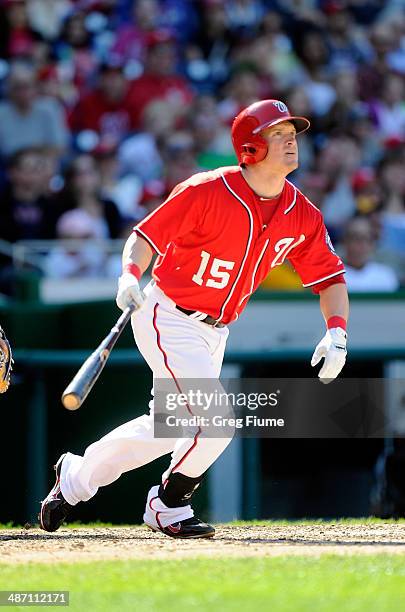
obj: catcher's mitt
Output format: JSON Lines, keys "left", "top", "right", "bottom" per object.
{"left": 0, "top": 326, "right": 13, "bottom": 393}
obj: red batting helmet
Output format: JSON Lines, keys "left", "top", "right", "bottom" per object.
{"left": 231, "top": 99, "right": 310, "bottom": 166}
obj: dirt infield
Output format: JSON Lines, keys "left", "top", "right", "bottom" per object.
{"left": 1, "top": 523, "right": 405, "bottom": 563}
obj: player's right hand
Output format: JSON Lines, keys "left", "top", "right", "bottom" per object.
{"left": 116, "top": 273, "right": 145, "bottom": 312}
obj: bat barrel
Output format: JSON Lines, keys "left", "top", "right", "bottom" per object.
{"left": 62, "top": 391, "right": 81, "bottom": 411}
{"left": 61, "top": 350, "right": 107, "bottom": 410}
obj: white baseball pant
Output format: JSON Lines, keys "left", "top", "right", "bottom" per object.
{"left": 60, "top": 282, "right": 232, "bottom": 507}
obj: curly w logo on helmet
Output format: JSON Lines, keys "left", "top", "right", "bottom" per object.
{"left": 272, "top": 101, "right": 289, "bottom": 113}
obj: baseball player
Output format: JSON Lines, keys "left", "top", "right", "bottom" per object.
{"left": 40, "top": 100, "right": 349, "bottom": 538}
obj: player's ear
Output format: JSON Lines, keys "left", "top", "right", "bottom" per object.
{"left": 242, "top": 144, "right": 258, "bottom": 155}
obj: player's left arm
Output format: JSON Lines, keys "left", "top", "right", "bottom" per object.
{"left": 311, "top": 282, "right": 349, "bottom": 384}
{"left": 287, "top": 197, "right": 349, "bottom": 383}
{"left": 319, "top": 282, "right": 349, "bottom": 323}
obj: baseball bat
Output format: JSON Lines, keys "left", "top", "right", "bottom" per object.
{"left": 61, "top": 305, "right": 135, "bottom": 410}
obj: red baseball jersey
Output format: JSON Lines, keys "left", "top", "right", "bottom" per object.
{"left": 135, "top": 166, "right": 345, "bottom": 324}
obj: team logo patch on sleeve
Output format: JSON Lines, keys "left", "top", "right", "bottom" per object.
{"left": 325, "top": 229, "right": 337, "bottom": 255}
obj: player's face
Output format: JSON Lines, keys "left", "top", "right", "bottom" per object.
{"left": 261, "top": 122, "right": 298, "bottom": 174}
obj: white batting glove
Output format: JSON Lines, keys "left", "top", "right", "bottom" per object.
{"left": 311, "top": 327, "right": 347, "bottom": 384}
{"left": 116, "top": 273, "right": 145, "bottom": 312}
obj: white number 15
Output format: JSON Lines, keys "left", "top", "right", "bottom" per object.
{"left": 192, "top": 250, "right": 235, "bottom": 289}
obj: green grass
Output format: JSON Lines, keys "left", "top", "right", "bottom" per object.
{"left": 0, "top": 556, "right": 404, "bottom": 611}
{"left": 0, "top": 522, "right": 15, "bottom": 529}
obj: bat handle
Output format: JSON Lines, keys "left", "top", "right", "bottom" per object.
{"left": 116, "top": 304, "right": 136, "bottom": 328}
{"left": 101, "top": 303, "right": 137, "bottom": 351}
{"left": 116, "top": 293, "right": 146, "bottom": 324}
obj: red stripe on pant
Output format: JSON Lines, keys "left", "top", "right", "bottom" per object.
{"left": 149, "top": 496, "right": 163, "bottom": 530}
{"left": 152, "top": 303, "right": 201, "bottom": 475}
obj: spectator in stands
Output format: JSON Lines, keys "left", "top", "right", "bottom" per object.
{"left": 54, "top": 154, "right": 124, "bottom": 239}
{"left": 321, "top": 69, "right": 360, "bottom": 135}
{"left": 0, "top": 148, "right": 56, "bottom": 242}
{"left": 0, "top": 0, "right": 44, "bottom": 61}
{"left": 157, "top": 0, "right": 199, "bottom": 45}
{"left": 245, "top": 10, "right": 304, "bottom": 92}
{"left": 189, "top": 95, "right": 234, "bottom": 169}
{"left": 128, "top": 30, "right": 194, "bottom": 129}
{"left": 377, "top": 147, "right": 405, "bottom": 257}
{"left": 0, "top": 63, "right": 69, "bottom": 157}
{"left": 378, "top": 147, "right": 405, "bottom": 215}
{"left": 358, "top": 21, "right": 395, "bottom": 102}
{"left": 342, "top": 217, "right": 399, "bottom": 292}
{"left": 119, "top": 99, "right": 177, "bottom": 182}
{"left": 347, "top": 103, "right": 382, "bottom": 167}
{"left": 53, "top": 9, "right": 98, "bottom": 96}
{"left": 44, "top": 208, "right": 108, "bottom": 278}
{"left": 37, "top": 62, "right": 77, "bottom": 108}
{"left": 111, "top": 0, "right": 160, "bottom": 67}
{"left": 35, "top": 147, "right": 63, "bottom": 199}
{"left": 0, "top": 0, "right": 402, "bottom": 292}
{"left": 184, "top": 0, "right": 236, "bottom": 91}
{"left": 368, "top": 73, "right": 405, "bottom": 140}
{"left": 218, "top": 66, "right": 263, "bottom": 126}
{"left": 225, "top": 0, "right": 264, "bottom": 39}
{"left": 94, "top": 142, "right": 143, "bottom": 222}
{"left": 298, "top": 172, "right": 329, "bottom": 210}
{"left": 315, "top": 135, "right": 361, "bottom": 237}
{"left": 349, "top": 167, "right": 383, "bottom": 246}
{"left": 138, "top": 178, "right": 168, "bottom": 217}
{"left": 351, "top": 167, "right": 382, "bottom": 217}
{"left": 323, "top": 4, "right": 370, "bottom": 71}
{"left": 279, "top": 0, "right": 325, "bottom": 29}
{"left": 294, "top": 29, "right": 336, "bottom": 118}
{"left": 161, "top": 130, "right": 199, "bottom": 192}
{"left": 70, "top": 58, "right": 138, "bottom": 144}
{"left": 346, "top": 0, "right": 383, "bottom": 25}
{"left": 383, "top": 12, "right": 405, "bottom": 74}
{"left": 26, "top": 0, "right": 71, "bottom": 42}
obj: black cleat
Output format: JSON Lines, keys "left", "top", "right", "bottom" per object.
{"left": 149, "top": 517, "right": 215, "bottom": 539}
{"left": 39, "top": 454, "right": 73, "bottom": 532}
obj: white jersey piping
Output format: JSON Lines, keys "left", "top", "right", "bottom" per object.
{"left": 219, "top": 173, "right": 254, "bottom": 322}
{"left": 284, "top": 184, "right": 297, "bottom": 215}
{"left": 303, "top": 269, "right": 345, "bottom": 288}
{"left": 135, "top": 228, "right": 165, "bottom": 257}
{"left": 239, "top": 239, "right": 269, "bottom": 307}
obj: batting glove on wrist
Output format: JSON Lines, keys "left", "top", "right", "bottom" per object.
{"left": 311, "top": 327, "right": 347, "bottom": 384}
{"left": 116, "top": 273, "right": 145, "bottom": 312}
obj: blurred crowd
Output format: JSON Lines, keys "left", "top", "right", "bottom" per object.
{"left": 0, "top": 0, "right": 404, "bottom": 292}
